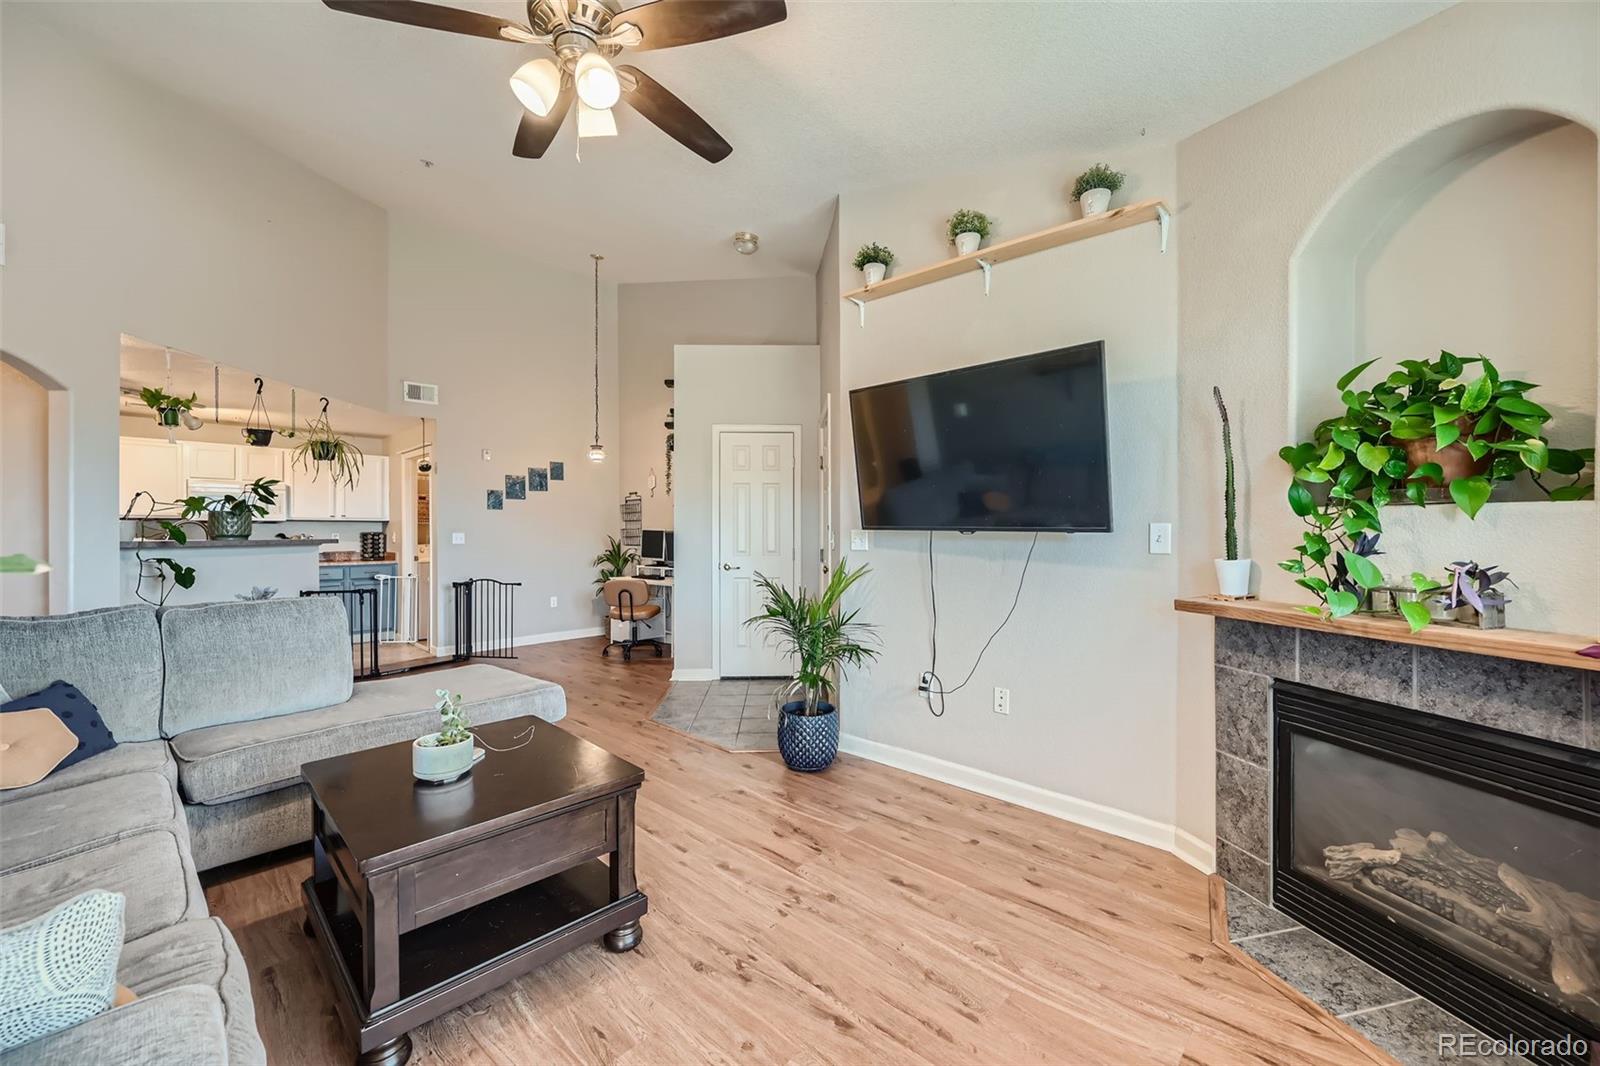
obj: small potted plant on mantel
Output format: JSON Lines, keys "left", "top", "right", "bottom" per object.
{"left": 1212, "top": 387, "right": 1253, "bottom": 597}
{"left": 413, "top": 690, "right": 483, "bottom": 784}
{"left": 140, "top": 387, "right": 199, "bottom": 428}
{"left": 853, "top": 243, "right": 894, "bottom": 287}
{"left": 746, "top": 561, "right": 879, "bottom": 773}
{"left": 1072, "top": 163, "right": 1125, "bottom": 217}
{"left": 177, "top": 478, "right": 279, "bottom": 540}
{"left": 946, "top": 209, "right": 993, "bottom": 256}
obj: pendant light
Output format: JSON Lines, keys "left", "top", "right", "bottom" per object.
{"left": 588, "top": 253, "right": 606, "bottom": 463}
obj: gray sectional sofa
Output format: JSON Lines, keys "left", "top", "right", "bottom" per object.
{"left": 0, "top": 597, "right": 567, "bottom": 1064}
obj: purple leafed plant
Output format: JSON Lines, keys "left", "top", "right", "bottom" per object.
{"left": 1441, "top": 560, "right": 1513, "bottom": 612}
{"left": 1330, "top": 533, "right": 1382, "bottom": 599}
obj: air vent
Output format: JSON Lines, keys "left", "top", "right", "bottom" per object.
{"left": 402, "top": 381, "right": 438, "bottom": 405}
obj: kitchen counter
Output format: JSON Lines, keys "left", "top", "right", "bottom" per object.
{"left": 318, "top": 554, "right": 397, "bottom": 567}
{"left": 120, "top": 538, "right": 338, "bottom": 550}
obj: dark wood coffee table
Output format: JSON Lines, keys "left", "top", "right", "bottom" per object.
{"left": 299, "top": 716, "right": 647, "bottom": 1066}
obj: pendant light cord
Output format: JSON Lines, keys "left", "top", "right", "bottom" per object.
{"left": 592, "top": 253, "right": 602, "bottom": 447}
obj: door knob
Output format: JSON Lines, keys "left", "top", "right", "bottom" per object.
{"left": 722, "top": 563, "right": 742, "bottom": 571}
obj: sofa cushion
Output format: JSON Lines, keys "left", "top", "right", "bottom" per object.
{"left": 2, "top": 984, "right": 230, "bottom": 1066}
{"left": 185, "top": 785, "right": 310, "bottom": 873}
{"left": 0, "top": 741, "right": 176, "bottom": 804}
{"left": 159, "top": 598, "right": 353, "bottom": 737}
{"left": 0, "top": 606, "right": 163, "bottom": 742}
{"left": 119, "top": 918, "right": 265, "bottom": 1066}
{"left": 0, "top": 771, "right": 184, "bottom": 874}
{"left": 0, "top": 831, "right": 205, "bottom": 941}
{"left": 2, "top": 681, "right": 118, "bottom": 773}
{"left": 169, "top": 664, "right": 566, "bottom": 805}
{"left": 0, "top": 890, "right": 125, "bottom": 1054}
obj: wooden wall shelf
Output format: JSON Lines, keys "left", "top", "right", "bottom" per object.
{"left": 1174, "top": 596, "right": 1600, "bottom": 673}
{"left": 840, "top": 198, "right": 1170, "bottom": 320}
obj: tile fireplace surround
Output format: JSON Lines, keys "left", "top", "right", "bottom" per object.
{"left": 1187, "top": 603, "right": 1599, "bottom": 1066}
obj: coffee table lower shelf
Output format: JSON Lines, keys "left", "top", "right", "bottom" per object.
{"left": 303, "top": 859, "right": 647, "bottom": 1061}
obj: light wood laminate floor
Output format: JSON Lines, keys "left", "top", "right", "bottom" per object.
{"left": 204, "top": 638, "right": 1378, "bottom": 1066}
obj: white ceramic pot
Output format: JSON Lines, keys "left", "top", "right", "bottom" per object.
{"left": 953, "top": 231, "right": 982, "bottom": 256}
{"left": 1214, "top": 558, "right": 1253, "bottom": 598}
{"left": 862, "top": 262, "right": 887, "bottom": 286}
{"left": 412, "top": 733, "right": 483, "bottom": 784}
{"left": 1080, "top": 188, "right": 1112, "bottom": 216}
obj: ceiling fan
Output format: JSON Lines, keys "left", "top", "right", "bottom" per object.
{"left": 322, "top": 0, "right": 786, "bottom": 163}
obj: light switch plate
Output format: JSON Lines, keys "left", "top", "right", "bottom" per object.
{"left": 850, "top": 530, "right": 870, "bottom": 551}
{"left": 1148, "top": 523, "right": 1172, "bottom": 555}
{"left": 451, "top": 532, "right": 465, "bottom": 545}
{"left": 549, "top": 596, "right": 559, "bottom": 608}
{"left": 481, "top": 449, "right": 492, "bottom": 462}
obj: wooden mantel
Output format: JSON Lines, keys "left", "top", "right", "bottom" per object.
{"left": 1175, "top": 596, "right": 1600, "bottom": 673}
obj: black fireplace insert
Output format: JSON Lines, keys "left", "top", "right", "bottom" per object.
{"left": 1272, "top": 680, "right": 1599, "bottom": 1066}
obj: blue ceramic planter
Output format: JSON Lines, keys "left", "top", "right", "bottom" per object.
{"left": 777, "top": 701, "right": 839, "bottom": 772}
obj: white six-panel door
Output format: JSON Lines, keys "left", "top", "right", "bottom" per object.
{"left": 716, "top": 429, "right": 797, "bottom": 677}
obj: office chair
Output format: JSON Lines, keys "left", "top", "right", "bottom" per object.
{"left": 601, "top": 578, "right": 665, "bottom": 661}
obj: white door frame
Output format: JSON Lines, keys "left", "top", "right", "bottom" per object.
{"left": 398, "top": 442, "right": 436, "bottom": 653}
{"left": 818, "top": 393, "right": 833, "bottom": 588}
{"left": 710, "top": 423, "right": 802, "bottom": 679}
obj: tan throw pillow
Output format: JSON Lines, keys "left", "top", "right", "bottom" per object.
{"left": 113, "top": 984, "right": 137, "bottom": 1008}
{"left": 0, "top": 708, "right": 78, "bottom": 790}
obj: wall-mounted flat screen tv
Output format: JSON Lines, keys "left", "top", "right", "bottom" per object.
{"left": 848, "top": 342, "right": 1111, "bottom": 532}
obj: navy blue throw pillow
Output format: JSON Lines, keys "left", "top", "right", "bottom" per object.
{"left": 1, "top": 682, "right": 117, "bottom": 771}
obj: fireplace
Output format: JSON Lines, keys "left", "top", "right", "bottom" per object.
{"left": 1272, "top": 681, "right": 1599, "bottom": 1066}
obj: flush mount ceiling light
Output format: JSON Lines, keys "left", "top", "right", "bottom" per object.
{"left": 732, "top": 231, "right": 760, "bottom": 255}
{"left": 588, "top": 253, "right": 606, "bottom": 463}
{"left": 322, "top": 0, "right": 787, "bottom": 164}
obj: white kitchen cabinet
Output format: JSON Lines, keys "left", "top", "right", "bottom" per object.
{"left": 286, "top": 454, "right": 387, "bottom": 520}
{"left": 339, "top": 456, "right": 389, "bottom": 520}
{"left": 239, "top": 447, "right": 287, "bottom": 521}
{"left": 182, "top": 442, "right": 239, "bottom": 481}
{"left": 119, "top": 438, "right": 185, "bottom": 516}
{"left": 286, "top": 456, "right": 339, "bottom": 520}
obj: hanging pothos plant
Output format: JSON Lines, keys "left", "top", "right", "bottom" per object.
{"left": 291, "top": 397, "right": 364, "bottom": 488}
{"left": 1281, "top": 351, "right": 1593, "bottom": 630}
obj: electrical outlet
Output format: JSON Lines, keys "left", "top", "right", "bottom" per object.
{"left": 918, "top": 671, "right": 933, "bottom": 693}
{"left": 993, "top": 686, "right": 1011, "bottom": 715}
{"left": 451, "top": 532, "right": 465, "bottom": 545}
{"left": 549, "top": 595, "right": 559, "bottom": 608}
{"left": 1148, "top": 522, "right": 1173, "bottom": 555}
{"left": 850, "top": 530, "right": 870, "bottom": 551}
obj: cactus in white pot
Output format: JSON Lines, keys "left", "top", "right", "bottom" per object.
{"left": 1213, "top": 387, "right": 1253, "bottom": 598}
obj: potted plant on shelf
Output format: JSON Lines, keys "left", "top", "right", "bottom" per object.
{"left": 1212, "top": 387, "right": 1252, "bottom": 597}
{"left": 946, "top": 209, "right": 993, "bottom": 256}
{"left": 853, "top": 243, "right": 894, "bottom": 287}
{"left": 291, "top": 397, "right": 364, "bottom": 488}
{"left": 746, "top": 561, "right": 879, "bottom": 773}
{"left": 1072, "top": 163, "right": 1125, "bottom": 217}
{"left": 139, "top": 387, "right": 199, "bottom": 428}
{"left": 1279, "top": 350, "right": 1593, "bottom": 631}
{"left": 412, "top": 690, "right": 482, "bottom": 784}
{"left": 591, "top": 536, "right": 637, "bottom": 596}
{"left": 177, "top": 478, "right": 279, "bottom": 541}
{"left": 1439, "top": 560, "right": 1514, "bottom": 629}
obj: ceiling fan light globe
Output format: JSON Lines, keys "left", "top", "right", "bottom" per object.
{"left": 577, "top": 101, "right": 618, "bottom": 138}
{"left": 574, "top": 52, "right": 621, "bottom": 110}
{"left": 509, "top": 58, "right": 562, "bottom": 117}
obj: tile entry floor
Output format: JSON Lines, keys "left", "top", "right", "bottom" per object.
{"left": 650, "top": 679, "right": 784, "bottom": 752}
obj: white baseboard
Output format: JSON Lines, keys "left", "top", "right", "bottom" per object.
{"left": 838, "top": 733, "right": 1215, "bottom": 875}
{"left": 670, "top": 668, "right": 719, "bottom": 682}
{"left": 1173, "top": 828, "right": 1216, "bottom": 874}
{"left": 510, "top": 626, "right": 605, "bottom": 648}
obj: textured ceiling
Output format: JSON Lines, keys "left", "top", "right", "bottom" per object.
{"left": 26, "top": 1, "right": 1447, "bottom": 284}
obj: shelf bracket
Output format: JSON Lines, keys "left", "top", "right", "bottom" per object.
{"left": 848, "top": 297, "right": 866, "bottom": 328}
{"left": 1156, "top": 204, "right": 1171, "bottom": 253}
{"left": 975, "top": 258, "right": 994, "bottom": 296}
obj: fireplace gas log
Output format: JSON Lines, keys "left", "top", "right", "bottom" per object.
{"left": 1323, "top": 829, "right": 1600, "bottom": 1002}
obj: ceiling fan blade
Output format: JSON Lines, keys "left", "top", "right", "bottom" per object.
{"left": 617, "top": 65, "right": 731, "bottom": 163}
{"left": 614, "top": 0, "right": 786, "bottom": 51}
{"left": 512, "top": 84, "right": 574, "bottom": 159}
{"left": 322, "top": 1, "right": 527, "bottom": 42}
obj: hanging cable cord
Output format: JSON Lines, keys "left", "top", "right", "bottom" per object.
{"left": 922, "top": 529, "right": 1041, "bottom": 717}
{"left": 592, "top": 253, "right": 602, "bottom": 449}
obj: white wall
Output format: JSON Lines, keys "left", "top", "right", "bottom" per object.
{"left": 816, "top": 204, "right": 843, "bottom": 571}
{"left": 1175, "top": 1, "right": 1599, "bottom": 853}
{"left": 387, "top": 216, "right": 619, "bottom": 645}
{"left": 0, "top": 363, "right": 50, "bottom": 614}
{"left": 831, "top": 142, "right": 1184, "bottom": 845}
{"left": 1, "top": 7, "right": 389, "bottom": 608}
{"left": 672, "top": 345, "right": 821, "bottom": 675}
{"left": 617, "top": 278, "right": 816, "bottom": 531}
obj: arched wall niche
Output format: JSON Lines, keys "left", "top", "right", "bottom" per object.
{"left": 0, "top": 350, "right": 73, "bottom": 612}
{"left": 1290, "top": 108, "right": 1598, "bottom": 451}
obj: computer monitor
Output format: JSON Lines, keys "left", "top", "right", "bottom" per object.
{"left": 640, "top": 529, "right": 665, "bottom": 561}
{"left": 663, "top": 531, "right": 673, "bottom": 564}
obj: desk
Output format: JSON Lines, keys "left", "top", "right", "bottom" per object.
{"left": 642, "top": 577, "right": 673, "bottom": 644}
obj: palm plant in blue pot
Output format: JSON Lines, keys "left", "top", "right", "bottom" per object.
{"left": 746, "top": 561, "right": 878, "bottom": 772}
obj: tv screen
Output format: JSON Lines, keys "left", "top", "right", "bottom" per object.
{"left": 848, "top": 343, "right": 1111, "bottom": 532}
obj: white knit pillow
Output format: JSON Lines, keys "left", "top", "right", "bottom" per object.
{"left": 0, "top": 891, "right": 125, "bottom": 1051}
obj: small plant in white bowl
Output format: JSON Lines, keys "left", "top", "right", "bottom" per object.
{"left": 853, "top": 243, "right": 894, "bottom": 287}
{"left": 1072, "top": 163, "right": 1125, "bottom": 217}
{"left": 412, "top": 690, "right": 483, "bottom": 784}
{"left": 946, "top": 209, "right": 993, "bottom": 256}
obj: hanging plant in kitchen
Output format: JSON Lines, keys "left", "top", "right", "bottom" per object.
{"left": 139, "top": 387, "right": 198, "bottom": 428}
{"left": 242, "top": 377, "right": 275, "bottom": 446}
{"left": 1280, "top": 351, "right": 1594, "bottom": 630}
{"left": 292, "top": 396, "right": 364, "bottom": 488}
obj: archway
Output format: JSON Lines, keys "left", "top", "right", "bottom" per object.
{"left": 1, "top": 351, "right": 72, "bottom": 613}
